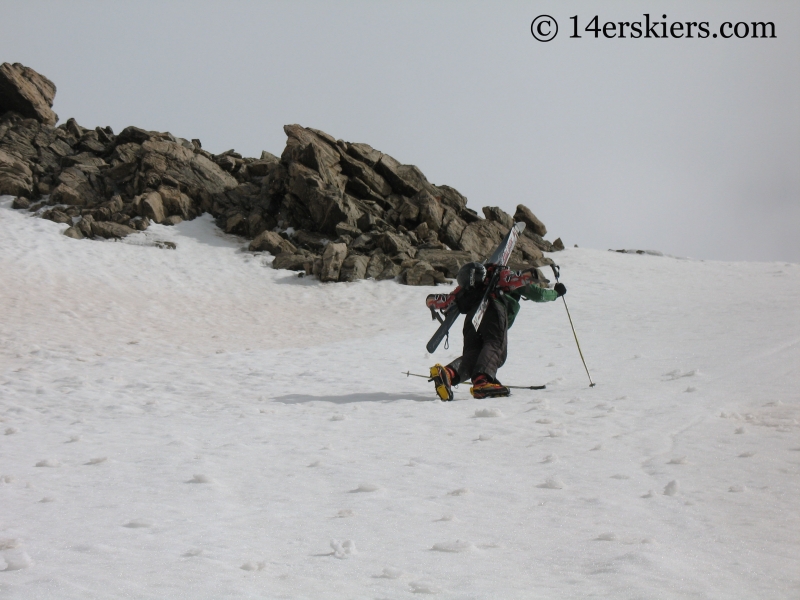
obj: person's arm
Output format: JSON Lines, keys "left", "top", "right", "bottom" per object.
{"left": 519, "top": 282, "right": 561, "bottom": 302}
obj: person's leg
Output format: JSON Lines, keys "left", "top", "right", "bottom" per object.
{"left": 471, "top": 301, "right": 508, "bottom": 382}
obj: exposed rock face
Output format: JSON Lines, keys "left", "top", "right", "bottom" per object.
{"left": 0, "top": 63, "right": 58, "bottom": 126}
{"left": 3, "top": 64, "right": 564, "bottom": 286}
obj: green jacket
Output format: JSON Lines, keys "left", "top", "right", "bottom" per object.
{"left": 496, "top": 284, "right": 559, "bottom": 328}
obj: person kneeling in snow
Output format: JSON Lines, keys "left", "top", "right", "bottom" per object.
{"left": 428, "top": 262, "right": 565, "bottom": 400}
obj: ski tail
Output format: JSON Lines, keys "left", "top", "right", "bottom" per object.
{"left": 426, "top": 309, "right": 459, "bottom": 353}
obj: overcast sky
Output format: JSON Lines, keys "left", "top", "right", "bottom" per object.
{"left": 2, "top": 1, "right": 798, "bottom": 261}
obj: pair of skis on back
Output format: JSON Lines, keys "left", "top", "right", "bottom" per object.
{"left": 425, "top": 221, "right": 527, "bottom": 354}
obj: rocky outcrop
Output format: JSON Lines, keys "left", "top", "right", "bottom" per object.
{"left": 2, "top": 63, "right": 564, "bottom": 286}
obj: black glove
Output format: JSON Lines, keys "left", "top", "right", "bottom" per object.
{"left": 554, "top": 283, "right": 566, "bottom": 297}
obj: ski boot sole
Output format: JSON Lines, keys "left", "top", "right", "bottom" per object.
{"left": 429, "top": 364, "right": 453, "bottom": 401}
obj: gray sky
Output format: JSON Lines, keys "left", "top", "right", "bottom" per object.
{"left": 2, "top": 1, "right": 798, "bottom": 261}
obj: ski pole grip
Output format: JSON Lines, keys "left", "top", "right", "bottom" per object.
{"left": 550, "top": 264, "right": 560, "bottom": 282}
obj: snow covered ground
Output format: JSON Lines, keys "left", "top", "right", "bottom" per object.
{"left": 1, "top": 195, "right": 798, "bottom": 599}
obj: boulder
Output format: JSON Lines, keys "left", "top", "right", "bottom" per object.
{"left": 91, "top": 220, "right": 135, "bottom": 239}
{"left": 415, "top": 249, "right": 474, "bottom": 278}
{"left": 552, "top": 237, "right": 565, "bottom": 251}
{"left": 416, "top": 191, "right": 444, "bottom": 232}
{"left": 141, "top": 191, "right": 166, "bottom": 223}
{"left": 482, "top": 206, "right": 514, "bottom": 229}
{"left": 0, "top": 148, "right": 33, "bottom": 197}
{"left": 249, "top": 230, "right": 297, "bottom": 255}
{"left": 158, "top": 186, "right": 193, "bottom": 219}
{"left": 403, "top": 260, "right": 447, "bottom": 286}
{"left": 11, "top": 196, "right": 30, "bottom": 210}
{"left": 376, "top": 231, "right": 412, "bottom": 256}
{"left": 514, "top": 204, "right": 547, "bottom": 237}
{"left": 42, "top": 208, "right": 71, "bottom": 224}
{"left": 339, "top": 254, "right": 369, "bottom": 282}
{"left": 0, "top": 63, "right": 58, "bottom": 125}
{"left": 319, "top": 242, "right": 347, "bottom": 282}
{"left": 63, "top": 226, "right": 84, "bottom": 239}
{"left": 458, "top": 220, "right": 506, "bottom": 259}
{"left": 272, "top": 252, "right": 312, "bottom": 271}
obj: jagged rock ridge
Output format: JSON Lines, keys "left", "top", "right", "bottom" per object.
{"left": 0, "top": 63, "right": 564, "bottom": 285}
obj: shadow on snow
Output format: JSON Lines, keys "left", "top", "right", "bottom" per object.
{"left": 273, "top": 392, "right": 432, "bottom": 404}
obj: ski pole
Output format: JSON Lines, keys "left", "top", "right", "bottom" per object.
{"left": 550, "top": 265, "right": 595, "bottom": 387}
{"left": 402, "top": 371, "right": 546, "bottom": 390}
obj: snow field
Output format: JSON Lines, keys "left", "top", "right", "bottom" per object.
{"left": 1, "top": 196, "right": 799, "bottom": 598}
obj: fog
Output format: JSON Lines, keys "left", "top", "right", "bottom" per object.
{"left": 2, "top": 0, "right": 797, "bottom": 261}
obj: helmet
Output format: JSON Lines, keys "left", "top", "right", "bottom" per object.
{"left": 456, "top": 262, "right": 487, "bottom": 290}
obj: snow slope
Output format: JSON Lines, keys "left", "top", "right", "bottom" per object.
{"left": 1, "top": 196, "right": 798, "bottom": 599}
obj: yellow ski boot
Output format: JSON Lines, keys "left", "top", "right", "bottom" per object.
{"left": 429, "top": 364, "right": 454, "bottom": 401}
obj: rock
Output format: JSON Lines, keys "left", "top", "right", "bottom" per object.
{"left": 0, "top": 63, "right": 58, "bottom": 125}
{"left": 376, "top": 231, "right": 412, "bottom": 256}
{"left": 133, "top": 216, "right": 150, "bottom": 231}
{"left": 439, "top": 210, "right": 468, "bottom": 250}
{"left": 514, "top": 204, "right": 547, "bottom": 237}
{"left": 293, "top": 230, "right": 329, "bottom": 252}
{"left": 458, "top": 219, "right": 506, "bottom": 258}
{"left": 0, "top": 148, "right": 33, "bottom": 197}
{"left": 339, "top": 254, "right": 369, "bottom": 282}
{"left": 42, "top": 208, "right": 71, "bottom": 224}
{"left": 63, "top": 226, "right": 84, "bottom": 239}
{"left": 141, "top": 191, "right": 166, "bottom": 223}
{"left": 482, "top": 206, "right": 514, "bottom": 229}
{"left": 416, "top": 191, "right": 444, "bottom": 232}
{"left": 224, "top": 212, "right": 247, "bottom": 235}
{"left": 335, "top": 221, "right": 361, "bottom": 238}
{"left": 76, "top": 215, "right": 94, "bottom": 237}
{"left": 163, "top": 215, "right": 183, "bottom": 226}
{"left": 415, "top": 249, "right": 474, "bottom": 278}
{"left": 11, "top": 196, "right": 30, "bottom": 210}
{"left": 514, "top": 235, "right": 544, "bottom": 262}
{"left": 367, "top": 253, "right": 401, "bottom": 281}
{"left": 552, "top": 237, "right": 565, "bottom": 251}
{"left": 249, "top": 230, "right": 297, "bottom": 255}
{"left": 319, "top": 242, "right": 347, "bottom": 282}
{"left": 338, "top": 151, "right": 392, "bottom": 197}
{"left": 91, "top": 220, "right": 135, "bottom": 239}
{"left": 403, "top": 260, "right": 447, "bottom": 286}
{"left": 374, "top": 153, "right": 430, "bottom": 197}
{"left": 272, "top": 252, "right": 312, "bottom": 271}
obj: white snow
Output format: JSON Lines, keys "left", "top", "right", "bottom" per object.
{"left": 1, "top": 196, "right": 799, "bottom": 597}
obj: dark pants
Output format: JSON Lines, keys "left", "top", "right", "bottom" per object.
{"left": 448, "top": 300, "right": 508, "bottom": 384}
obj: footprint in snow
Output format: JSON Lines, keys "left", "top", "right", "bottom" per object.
{"left": 641, "top": 490, "right": 655, "bottom": 498}
{"left": 39, "top": 496, "right": 56, "bottom": 503}
{"left": 65, "top": 435, "right": 81, "bottom": 443}
{"left": 610, "top": 474, "right": 630, "bottom": 480}
{"left": 663, "top": 480, "right": 679, "bottom": 496}
{"left": 84, "top": 457, "right": 107, "bottom": 466}
{"left": 186, "top": 474, "right": 214, "bottom": 484}
{"left": 410, "top": 580, "right": 441, "bottom": 594}
{"left": 1, "top": 549, "right": 34, "bottom": 571}
{"left": 735, "top": 427, "right": 746, "bottom": 434}
{"left": 35, "top": 459, "right": 60, "bottom": 468}
{"left": 667, "top": 456, "right": 687, "bottom": 465}
{"left": 350, "top": 483, "right": 380, "bottom": 493}
{"left": 474, "top": 408, "right": 503, "bottom": 418}
{"left": 729, "top": 485, "right": 746, "bottom": 493}
{"left": 684, "top": 387, "right": 697, "bottom": 393}
{"left": 431, "top": 540, "right": 475, "bottom": 553}
{"left": 123, "top": 519, "right": 152, "bottom": 528}
{"left": 330, "top": 414, "right": 345, "bottom": 421}
{"left": 4, "top": 428, "right": 18, "bottom": 435}
{"left": 434, "top": 514, "right": 455, "bottom": 522}
{"left": 307, "top": 460, "right": 321, "bottom": 467}
{"left": 336, "top": 509, "right": 354, "bottom": 518}
{"left": 241, "top": 561, "right": 267, "bottom": 571}
{"left": 536, "top": 418, "right": 553, "bottom": 424}
{"left": 538, "top": 478, "right": 565, "bottom": 490}
{"left": 590, "top": 444, "right": 603, "bottom": 451}
{"left": 447, "top": 488, "right": 470, "bottom": 496}
{"left": 541, "top": 454, "right": 558, "bottom": 463}
{"left": 182, "top": 549, "right": 203, "bottom": 557}
{"left": 475, "top": 434, "right": 492, "bottom": 442}
{"left": 375, "top": 567, "right": 403, "bottom": 579}
{"left": 738, "top": 451, "right": 756, "bottom": 458}
{"left": 595, "top": 532, "right": 617, "bottom": 541}
{"left": 330, "top": 539, "right": 357, "bottom": 558}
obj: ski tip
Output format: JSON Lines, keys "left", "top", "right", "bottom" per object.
{"left": 515, "top": 221, "right": 526, "bottom": 232}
